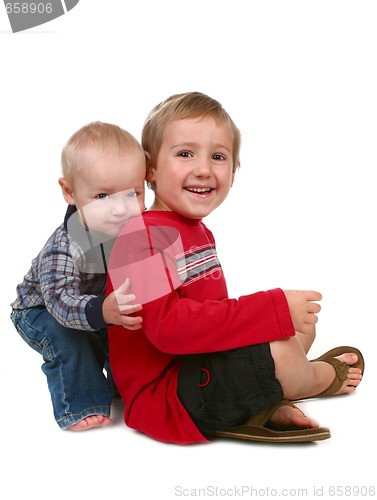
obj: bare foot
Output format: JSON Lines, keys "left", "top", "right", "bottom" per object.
{"left": 269, "top": 404, "right": 319, "bottom": 429}
{"left": 332, "top": 353, "right": 363, "bottom": 395}
{"left": 68, "top": 415, "right": 112, "bottom": 431}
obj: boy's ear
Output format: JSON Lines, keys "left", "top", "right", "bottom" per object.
{"left": 59, "top": 177, "right": 75, "bottom": 205}
{"left": 144, "top": 152, "right": 155, "bottom": 183}
{"left": 231, "top": 173, "right": 235, "bottom": 187}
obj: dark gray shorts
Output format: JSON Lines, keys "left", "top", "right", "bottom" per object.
{"left": 177, "top": 344, "right": 283, "bottom": 438}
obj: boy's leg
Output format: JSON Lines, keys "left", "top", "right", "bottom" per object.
{"left": 101, "top": 331, "right": 121, "bottom": 399}
{"left": 177, "top": 345, "right": 322, "bottom": 435}
{"left": 294, "top": 326, "right": 316, "bottom": 354}
{"left": 67, "top": 328, "right": 113, "bottom": 431}
{"left": 11, "top": 308, "right": 112, "bottom": 429}
{"left": 269, "top": 336, "right": 362, "bottom": 400}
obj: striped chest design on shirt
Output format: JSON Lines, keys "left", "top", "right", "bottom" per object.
{"left": 176, "top": 243, "right": 222, "bottom": 286}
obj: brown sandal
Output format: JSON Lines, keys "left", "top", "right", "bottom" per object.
{"left": 214, "top": 399, "right": 331, "bottom": 443}
{"left": 310, "top": 346, "right": 365, "bottom": 397}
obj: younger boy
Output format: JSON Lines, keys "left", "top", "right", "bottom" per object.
{"left": 107, "top": 93, "right": 363, "bottom": 444}
{"left": 11, "top": 122, "right": 146, "bottom": 431}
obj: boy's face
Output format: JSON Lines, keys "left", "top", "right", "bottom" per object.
{"left": 60, "top": 147, "right": 146, "bottom": 237}
{"left": 147, "top": 117, "right": 234, "bottom": 219}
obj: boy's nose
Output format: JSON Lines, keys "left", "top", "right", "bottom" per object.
{"left": 111, "top": 196, "right": 129, "bottom": 216}
{"left": 193, "top": 157, "right": 212, "bottom": 177}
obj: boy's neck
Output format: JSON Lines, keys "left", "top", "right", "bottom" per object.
{"left": 149, "top": 200, "right": 169, "bottom": 211}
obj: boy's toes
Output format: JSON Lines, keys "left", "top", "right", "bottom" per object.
{"left": 68, "top": 415, "right": 111, "bottom": 431}
{"left": 335, "top": 352, "right": 359, "bottom": 366}
{"left": 269, "top": 404, "right": 319, "bottom": 429}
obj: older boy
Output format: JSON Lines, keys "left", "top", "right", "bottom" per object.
{"left": 107, "top": 93, "right": 363, "bottom": 444}
{"left": 11, "top": 122, "right": 146, "bottom": 430}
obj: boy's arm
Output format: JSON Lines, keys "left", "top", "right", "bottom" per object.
{"left": 135, "top": 285, "right": 321, "bottom": 354}
{"left": 107, "top": 221, "right": 296, "bottom": 352}
{"left": 38, "top": 241, "right": 142, "bottom": 331}
{"left": 139, "top": 287, "right": 296, "bottom": 354}
{"left": 38, "top": 240, "right": 105, "bottom": 331}
{"left": 39, "top": 238, "right": 143, "bottom": 331}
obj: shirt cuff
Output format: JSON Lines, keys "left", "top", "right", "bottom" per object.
{"left": 85, "top": 296, "right": 108, "bottom": 330}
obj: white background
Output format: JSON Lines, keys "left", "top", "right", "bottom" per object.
{"left": 0, "top": 1, "right": 375, "bottom": 499}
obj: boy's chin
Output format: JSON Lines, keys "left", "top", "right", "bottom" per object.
{"left": 88, "top": 226, "right": 123, "bottom": 240}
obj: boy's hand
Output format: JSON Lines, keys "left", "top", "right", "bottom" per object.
{"left": 283, "top": 290, "right": 322, "bottom": 335}
{"left": 103, "top": 278, "right": 143, "bottom": 330}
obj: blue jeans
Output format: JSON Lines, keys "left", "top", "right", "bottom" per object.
{"left": 11, "top": 307, "right": 115, "bottom": 429}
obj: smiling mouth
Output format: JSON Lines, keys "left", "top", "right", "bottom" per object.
{"left": 108, "top": 219, "right": 128, "bottom": 226}
{"left": 185, "top": 187, "right": 213, "bottom": 194}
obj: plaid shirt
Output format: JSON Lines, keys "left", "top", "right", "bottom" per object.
{"left": 11, "top": 207, "right": 110, "bottom": 331}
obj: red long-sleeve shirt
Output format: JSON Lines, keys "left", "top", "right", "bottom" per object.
{"left": 107, "top": 211, "right": 295, "bottom": 444}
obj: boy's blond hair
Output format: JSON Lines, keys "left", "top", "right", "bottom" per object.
{"left": 61, "top": 121, "right": 143, "bottom": 184}
{"left": 142, "top": 92, "right": 241, "bottom": 173}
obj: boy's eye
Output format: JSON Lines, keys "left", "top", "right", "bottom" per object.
{"left": 178, "top": 151, "right": 193, "bottom": 158}
{"left": 96, "top": 193, "right": 109, "bottom": 200}
{"left": 212, "top": 154, "right": 225, "bottom": 161}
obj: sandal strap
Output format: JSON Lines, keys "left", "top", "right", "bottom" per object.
{"left": 245, "top": 399, "right": 300, "bottom": 426}
{"left": 315, "top": 357, "right": 350, "bottom": 397}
